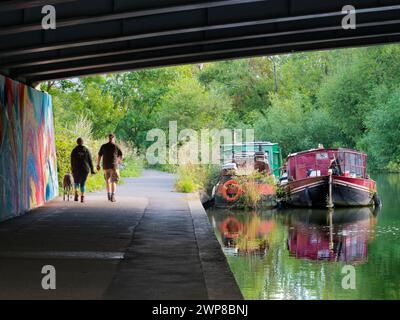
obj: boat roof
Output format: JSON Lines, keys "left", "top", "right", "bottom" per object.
{"left": 287, "top": 148, "right": 366, "bottom": 158}
{"left": 221, "top": 141, "right": 279, "bottom": 147}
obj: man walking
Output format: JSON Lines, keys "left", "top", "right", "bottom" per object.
{"left": 97, "top": 134, "right": 123, "bottom": 202}
{"left": 71, "top": 137, "right": 95, "bottom": 203}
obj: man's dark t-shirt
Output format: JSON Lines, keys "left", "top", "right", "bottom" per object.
{"left": 99, "top": 142, "right": 123, "bottom": 170}
{"left": 71, "top": 145, "right": 94, "bottom": 175}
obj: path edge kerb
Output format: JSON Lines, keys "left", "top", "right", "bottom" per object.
{"left": 188, "top": 195, "right": 243, "bottom": 300}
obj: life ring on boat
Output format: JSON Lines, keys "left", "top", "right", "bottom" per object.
{"left": 221, "top": 179, "right": 242, "bottom": 202}
{"left": 221, "top": 217, "right": 243, "bottom": 236}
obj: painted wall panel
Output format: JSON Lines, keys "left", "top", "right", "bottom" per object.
{"left": 0, "top": 75, "right": 58, "bottom": 221}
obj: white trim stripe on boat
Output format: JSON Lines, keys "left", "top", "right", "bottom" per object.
{"left": 290, "top": 179, "right": 371, "bottom": 195}
{"left": 290, "top": 180, "right": 325, "bottom": 194}
{"left": 333, "top": 180, "right": 371, "bottom": 193}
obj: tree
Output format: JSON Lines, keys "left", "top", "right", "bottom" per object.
{"left": 159, "top": 77, "right": 231, "bottom": 132}
{"left": 318, "top": 46, "right": 400, "bottom": 147}
{"left": 198, "top": 58, "right": 275, "bottom": 125}
{"left": 361, "top": 89, "right": 400, "bottom": 170}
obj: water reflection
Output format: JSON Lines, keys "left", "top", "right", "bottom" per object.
{"left": 286, "top": 208, "right": 377, "bottom": 264}
{"left": 207, "top": 200, "right": 400, "bottom": 300}
{"left": 215, "top": 212, "right": 276, "bottom": 256}
{"left": 210, "top": 207, "right": 377, "bottom": 263}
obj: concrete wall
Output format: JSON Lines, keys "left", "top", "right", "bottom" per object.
{"left": 0, "top": 75, "right": 58, "bottom": 222}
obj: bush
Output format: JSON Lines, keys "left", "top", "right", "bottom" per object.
{"left": 119, "top": 144, "right": 144, "bottom": 178}
{"left": 55, "top": 133, "right": 76, "bottom": 190}
{"left": 176, "top": 176, "right": 197, "bottom": 193}
{"left": 86, "top": 172, "right": 106, "bottom": 193}
{"left": 120, "top": 156, "right": 143, "bottom": 178}
{"left": 175, "top": 164, "right": 202, "bottom": 193}
{"left": 386, "top": 161, "right": 400, "bottom": 173}
{"left": 175, "top": 164, "right": 221, "bottom": 194}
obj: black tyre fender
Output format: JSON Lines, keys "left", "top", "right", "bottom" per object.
{"left": 372, "top": 193, "right": 382, "bottom": 208}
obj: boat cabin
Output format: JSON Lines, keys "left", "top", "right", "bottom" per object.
{"left": 220, "top": 142, "right": 282, "bottom": 177}
{"left": 285, "top": 148, "right": 368, "bottom": 181}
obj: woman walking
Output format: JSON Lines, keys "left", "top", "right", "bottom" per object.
{"left": 71, "top": 137, "right": 96, "bottom": 203}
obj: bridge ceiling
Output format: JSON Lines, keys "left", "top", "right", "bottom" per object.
{"left": 0, "top": 0, "right": 400, "bottom": 84}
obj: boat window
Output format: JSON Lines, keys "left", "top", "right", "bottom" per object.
{"left": 316, "top": 152, "right": 328, "bottom": 160}
{"left": 356, "top": 153, "right": 363, "bottom": 177}
{"left": 273, "top": 153, "right": 279, "bottom": 166}
{"left": 347, "top": 153, "right": 356, "bottom": 176}
{"left": 308, "top": 170, "right": 321, "bottom": 177}
{"left": 342, "top": 152, "right": 365, "bottom": 178}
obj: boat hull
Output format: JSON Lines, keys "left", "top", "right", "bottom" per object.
{"left": 284, "top": 176, "right": 376, "bottom": 207}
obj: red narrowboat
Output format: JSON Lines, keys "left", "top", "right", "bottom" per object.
{"left": 280, "top": 147, "right": 380, "bottom": 207}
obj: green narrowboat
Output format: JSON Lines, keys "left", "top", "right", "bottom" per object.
{"left": 220, "top": 142, "right": 282, "bottom": 177}
{"left": 212, "top": 142, "right": 283, "bottom": 208}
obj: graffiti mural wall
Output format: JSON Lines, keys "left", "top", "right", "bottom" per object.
{"left": 0, "top": 75, "right": 58, "bottom": 222}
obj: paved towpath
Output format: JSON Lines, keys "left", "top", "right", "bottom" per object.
{"left": 0, "top": 170, "right": 242, "bottom": 300}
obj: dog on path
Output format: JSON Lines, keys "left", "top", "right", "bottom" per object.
{"left": 63, "top": 173, "right": 74, "bottom": 201}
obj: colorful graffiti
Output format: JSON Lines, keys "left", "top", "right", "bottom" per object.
{"left": 0, "top": 75, "right": 58, "bottom": 221}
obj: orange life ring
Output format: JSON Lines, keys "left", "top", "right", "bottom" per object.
{"left": 221, "top": 179, "right": 242, "bottom": 202}
{"left": 221, "top": 217, "right": 243, "bottom": 236}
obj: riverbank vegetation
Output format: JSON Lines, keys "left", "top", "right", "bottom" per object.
{"left": 41, "top": 43, "right": 400, "bottom": 191}
{"left": 175, "top": 164, "right": 220, "bottom": 194}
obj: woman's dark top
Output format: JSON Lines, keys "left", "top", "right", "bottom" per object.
{"left": 71, "top": 145, "right": 95, "bottom": 176}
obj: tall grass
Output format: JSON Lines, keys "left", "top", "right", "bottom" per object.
{"left": 175, "top": 164, "right": 221, "bottom": 194}
{"left": 240, "top": 177, "right": 262, "bottom": 209}
{"left": 238, "top": 172, "right": 277, "bottom": 208}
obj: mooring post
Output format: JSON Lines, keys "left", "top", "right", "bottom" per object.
{"left": 328, "top": 208, "right": 334, "bottom": 251}
{"left": 327, "top": 170, "right": 334, "bottom": 208}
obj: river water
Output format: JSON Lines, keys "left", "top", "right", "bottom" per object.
{"left": 206, "top": 174, "right": 400, "bottom": 300}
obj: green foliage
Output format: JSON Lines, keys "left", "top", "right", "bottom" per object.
{"left": 175, "top": 164, "right": 202, "bottom": 193}
{"left": 318, "top": 46, "right": 400, "bottom": 146}
{"left": 108, "top": 69, "right": 181, "bottom": 150}
{"left": 198, "top": 58, "right": 275, "bottom": 125}
{"left": 175, "top": 176, "right": 197, "bottom": 193}
{"left": 45, "top": 43, "right": 400, "bottom": 173}
{"left": 360, "top": 89, "right": 400, "bottom": 170}
{"left": 48, "top": 76, "right": 121, "bottom": 140}
{"left": 120, "top": 155, "right": 143, "bottom": 178}
{"left": 159, "top": 77, "right": 231, "bottom": 132}
{"left": 175, "top": 164, "right": 221, "bottom": 194}
{"left": 55, "top": 132, "right": 75, "bottom": 189}
{"left": 277, "top": 52, "right": 334, "bottom": 99}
